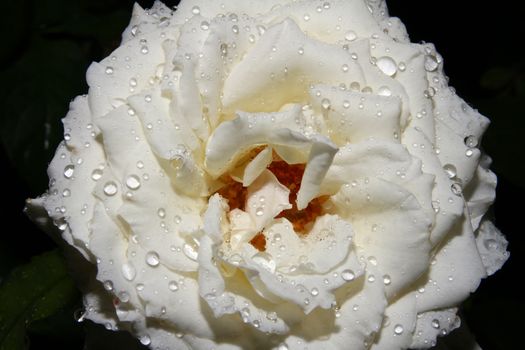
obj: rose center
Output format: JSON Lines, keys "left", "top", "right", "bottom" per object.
{"left": 217, "top": 151, "right": 327, "bottom": 251}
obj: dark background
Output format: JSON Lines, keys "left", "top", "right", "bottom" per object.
{"left": 0, "top": 0, "right": 523, "bottom": 349}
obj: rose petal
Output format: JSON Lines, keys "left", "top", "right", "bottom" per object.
{"left": 222, "top": 19, "right": 365, "bottom": 113}
{"left": 243, "top": 146, "right": 273, "bottom": 187}
{"left": 371, "top": 292, "right": 417, "bottom": 349}
{"left": 416, "top": 213, "right": 487, "bottom": 313}
{"left": 475, "top": 220, "right": 510, "bottom": 276}
{"left": 409, "top": 308, "right": 461, "bottom": 349}
{"left": 332, "top": 177, "right": 432, "bottom": 299}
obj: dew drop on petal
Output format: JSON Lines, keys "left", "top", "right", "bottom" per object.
{"left": 139, "top": 335, "right": 151, "bottom": 346}
{"left": 345, "top": 30, "right": 357, "bottom": 41}
{"left": 451, "top": 183, "right": 462, "bottom": 196}
{"left": 126, "top": 175, "right": 141, "bottom": 190}
{"left": 431, "top": 319, "right": 440, "bottom": 329}
{"left": 103, "top": 181, "right": 118, "bottom": 196}
{"left": 103, "top": 280, "right": 114, "bottom": 291}
{"left": 157, "top": 208, "right": 166, "bottom": 218}
{"left": 376, "top": 56, "right": 397, "bottom": 76}
{"left": 121, "top": 263, "right": 136, "bottom": 281}
{"left": 145, "top": 251, "right": 160, "bottom": 267}
{"left": 91, "top": 169, "right": 103, "bottom": 181}
{"left": 64, "top": 165, "right": 75, "bottom": 179}
{"left": 168, "top": 280, "right": 179, "bottom": 291}
{"left": 424, "top": 55, "right": 439, "bottom": 72}
{"left": 341, "top": 269, "right": 355, "bottom": 281}
{"left": 191, "top": 6, "right": 200, "bottom": 15}
{"left": 464, "top": 135, "right": 479, "bottom": 148}
{"left": 443, "top": 164, "right": 457, "bottom": 179}
{"left": 394, "top": 324, "right": 404, "bottom": 335}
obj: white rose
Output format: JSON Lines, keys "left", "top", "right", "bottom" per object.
{"left": 27, "top": 0, "right": 509, "bottom": 349}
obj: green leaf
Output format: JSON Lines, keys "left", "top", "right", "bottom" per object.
{"left": 0, "top": 250, "right": 80, "bottom": 350}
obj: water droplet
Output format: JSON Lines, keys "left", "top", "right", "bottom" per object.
{"left": 266, "top": 311, "right": 278, "bottom": 321}
{"left": 174, "top": 215, "right": 182, "bottom": 224}
{"left": 220, "top": 43, "right": 228, "bottom": 57}
{"left": 121, "top": 263, "right": 136, "bottom": 281}
{"left": 140, "top": 45, "right": 149, "bottom": 54}
{"left": 139, "top": 335, "right": 151, "bottom": 346}
{"left": 126, "top": 175, "right": 141, "bottom": 190}
{"left": 451, "top": 183, "right": 462, "bottom": 196}
{"left": 341, "top": 269, "right": 355, "bottom": 281}
{"left": 465, "top": 149, "right": 474, "bottom": 157}
{"left": 91, "top": 169, "right": 102, "bottom": 181}
{"left": 376, "top": 56, "right": 397, "bottom": 76}
{"left": 321, "top": 98, "right": 331, "bottom": 110}
{"left": 383, "top": 274, "right": 391, "bottom": 285}
{"left": 157, "top": 208, "right": 166, "bottom": 218}
{"left": 64, "top": 133, "right": 71, "bottom": 141}
{"left": 464, "top": 135, "right": 478, "bottom": 148}
{"left": 62, "top": 189, "right": 71, "bottom": 197}
{"left": 103, "top": 280, "right": 114, "bottom": 291}
{"left": 378, "top": 86, "right": 392, "bottom": 97}
{"left": 394, "top": 324, "right": 404, "bottom": 335}
{"left": 443, "top": 164, "right": 457, "bottom": 179}
{"left": 298, "top": 47, "right": 304, "bottom": 55}
{"left": 303, "top": 14, "right": 311, "bottom": 21}
{"left": 424, "top": 55, "right": 439, "bottom": 72}
{"left": 129, "top": 78, "right": 137, "bottom": 87}
{"left": 64, "top": 165, "right": 75, "bottom": 179}
{"left": 255, "top": 207, "right": 264, "bottom": 216}
{"left": 345, "top": 30, "right": 357, "bottom": 41}
{"left": 146, "top": 251, "right": 160, "bottom": 267}
{"left": 431, "top": 319, "right": 440, "bottom": 329}
{"left": 183, "top": 243, "right": 199, "bottom": 260}
{"left": 367, "top": 274, "right": 376, "bottom": 283}
{"left": 168, "top": 280, "right": 179, "bottom": 291}
{"left": 118, "top": 291, "right": 130, "bottom": 302}
{"left": 103, "top": 181, "right": 118, "bottom": 196}
{"left": 277, "top": 344, "right": 289, "bottom": 350}
{"left": 105, "top": 66, "right": 114, "bottom": 75}
{"left": 73, "top": 308, "right": 86, "bottom": 322}
{"left": 341, "top": 64, "right": 349, "bottom": 72}
{"left": 253, "top": 320, "right": 260, "bottom": 328}
{"left": 232, "top": 25, "right": 239, "bottom": 34}
{"left": 191, "top": 5, "right": 201, "bottom": 14}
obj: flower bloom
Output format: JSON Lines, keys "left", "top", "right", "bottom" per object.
{"left": 28, "top": 0, "right": 509, "bottom": 349}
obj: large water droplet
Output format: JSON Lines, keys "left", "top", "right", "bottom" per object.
{"left": 121, "top": 263, "right": 136, "bottom": 281}
{"left": 451, "top": 183, "right": 462, "bottom": 196}
{"left": 126, "top": 175, "right": 141, "bottom": 190}
{"left": 145, "top": 251, "right": 160, "bottom": 267}
{"left": 344, "top": 30, "right": 357, "bottom": 41}
{"left": 394, "top": 324, "right": 404, "bottom": 335}
{"left": 139, "top": 335, "right": 151, "bottom": 346}
{"left": 103, "top": 280, "right": 114, "bottom": 291}
{"left": 91, "top": 169, "right": 103, "bottom": 181}
{"left": 183, "top": 243, "right": 199, "bottom": 261}
{"left": 103, "top": 181, "right": 118, "bottom": 196}
{"left": 424, "top": 55, "right": 439, "bottom": 72}
{"left": 191, "top": 5, "right": 200, "bottom": 15}
{"left": 341, "top": 269, "right": 355, "bottom": 281}
{"left": 168, "top": 280, "right": 179, "bottom": 291}
{"left": 464, "top": 135, "right": 478, "bottom": 148}
{"left": 443, "top": 164, "right": 457, "bottom": 179}
{"left": 431, "top": 319, "right": 440, "bottom": 329}
{"left": 376, "top": 56, "right": 397, "bottom": 76}
{"left": 64, "top": 165, "right": 75, "bottom": 179}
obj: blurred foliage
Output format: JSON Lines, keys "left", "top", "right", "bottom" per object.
{"left": 0, "top": 250, "right": 80, "bottom": 350}
{"left": 0, "top": 0, "right": 523, "bottom": 349}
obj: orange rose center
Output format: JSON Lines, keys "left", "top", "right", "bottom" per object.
{"left": 217, "top": 151, "right": 327, "bottom": 251}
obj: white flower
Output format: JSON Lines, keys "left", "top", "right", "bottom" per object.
{"left": 27, "top": 0, "right": 509, "bottom": 349}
